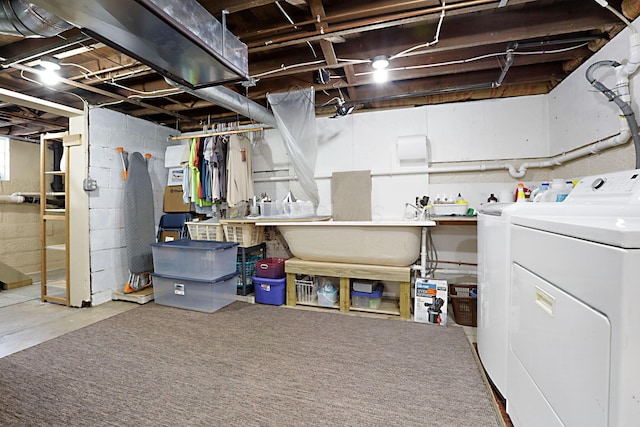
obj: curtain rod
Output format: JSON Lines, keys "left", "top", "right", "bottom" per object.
{"left": 168, "top": 127, "right": 265, "bottom": 141}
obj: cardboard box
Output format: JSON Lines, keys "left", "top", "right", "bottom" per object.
{"left": 158, "top": 230, "right": 180, "bottom": 242}
{"left": 163, "top": 186, "right": 191, "bottom": 213}
{"left": 414, "top": 278, "right": 448, "bottom": 326}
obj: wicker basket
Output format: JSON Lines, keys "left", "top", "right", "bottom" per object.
{"left": 295, "top": 276, "right": 317, "bottom": 303}
{"left": 222, "top": 223, "right": 264, "bottom": 247}
{"left": 449, "top": 284, "right": 477, "bottom": 327}
{"left": 186, "top": 220, "right": 225, "bottom": 241}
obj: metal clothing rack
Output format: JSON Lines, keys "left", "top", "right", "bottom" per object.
{"left": 168, "top": 126, "right": 265, "bottom": 141}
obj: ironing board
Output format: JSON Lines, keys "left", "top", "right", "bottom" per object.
{"left": 124, "top": 152, "right": 155, "bottom": 291}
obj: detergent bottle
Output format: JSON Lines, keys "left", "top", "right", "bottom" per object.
{"left": 539, "top": 179, "right": 567, "bottom": 202}
{"left": 531, "top": 182, "right": 550, "bottom": 202}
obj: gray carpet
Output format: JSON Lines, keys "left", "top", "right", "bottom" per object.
{"left": 0, "top": 302, "right": 500, "bottom": 426}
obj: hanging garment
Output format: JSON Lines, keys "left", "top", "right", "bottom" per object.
{"left": 226, "top": 133, "right": 254, "bottom": 206}
{"left": 213, "top": 135, "right": 227, "bottom": 200}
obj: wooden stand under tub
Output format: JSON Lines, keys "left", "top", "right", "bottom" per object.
{"left": 284, "top": 258, "right": 412, "bottom": 319}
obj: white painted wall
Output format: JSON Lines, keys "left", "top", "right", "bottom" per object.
{"left": 255, "top": 19, "right": 640, "bottom": 219}
{"left": 549, "top": 23, "right": 639, "bottom": 154}
{"left": 87, "top": 108, "right": 176, "bottom": 305}
{"left": 253, "top": 17, "right": 640, "bottom": 273}
{"left": 255, "top": 94, "right": 551, "bottom": 219}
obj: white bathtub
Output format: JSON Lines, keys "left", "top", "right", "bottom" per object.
{"left": 262, "top": 220, "right": 436, "bottom": 267}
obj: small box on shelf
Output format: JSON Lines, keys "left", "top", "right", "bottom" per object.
{"left": 351, "top": 283, "right": 384, "bottom": 309}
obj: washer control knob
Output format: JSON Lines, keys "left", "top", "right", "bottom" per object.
{"left": 591, "top": 177, "right": 606, "bottom": 190}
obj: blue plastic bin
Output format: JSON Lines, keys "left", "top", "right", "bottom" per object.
{"left": 252, "top": 276, "right": 286, "bottom": 305}
{"left": 351, "top": 283, "right": 384, "bottom": 309}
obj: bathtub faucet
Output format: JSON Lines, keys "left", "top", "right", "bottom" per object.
{"left": 404, "top": 203, "right": 430, "bottom": 221}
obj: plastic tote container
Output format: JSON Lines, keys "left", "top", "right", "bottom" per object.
{"left": 255, "top": 257, "right": 286, "bottom": 278}
{"left": 317, "top": 284, "right": 338, "bottom": 307}
{"left": 351, "top": 283, "right": 384, "bottom": 309}
{"left": 151, "top": 239, "right": 238, "bottom": 280}
{"left": 252, "top": 276, "right": 286, "bottom": 305}
{"left": 151, "top": 272, "right": 238, "bottom": 313}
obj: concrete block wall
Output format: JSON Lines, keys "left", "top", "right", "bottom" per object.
{"left": 0, "top": 139, "right": 64, "bottom": 276}
{"left": 88, "top": 108, "right": 177, "bottom": 305}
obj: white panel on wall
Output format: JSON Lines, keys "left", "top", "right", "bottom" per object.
{"left": 316, "top": 115, "right": 355, "bottom": 173}
{"left": 372, "top": 175, "right": 429, "bottom": 220}
{"left": 427, "top": 95, "right": 548, "bottom": 161}
{"left": 352, "top": 107, "right": 427, "bottom": 171}
{"left": 548, "top": 22, "right": 636, "bottom": 155}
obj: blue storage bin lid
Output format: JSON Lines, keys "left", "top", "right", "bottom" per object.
{"left": 351, "top": 283, "right": 384, "bottom": 298}
{"left": 151, "top": 239, "right": 238, "bottom": 251}
{"left": 152, "top": 271, "right": 239, "bottom": 284}
{"left": 251, "top": 276, "right": 286, "bottom": 285}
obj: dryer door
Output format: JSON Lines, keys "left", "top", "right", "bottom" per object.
{"left": 508, "top": 264, "right": 611, "bottom": 427}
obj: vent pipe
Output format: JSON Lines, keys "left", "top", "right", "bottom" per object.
{"left": 0, "top": 0, "right": 70, "bottom": 37}
{"left": 167, "top": 79, "right": 278, "bottom": 129}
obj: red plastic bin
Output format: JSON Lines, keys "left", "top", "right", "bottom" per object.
{"left": 255, "top": 257, "right": 287, "bottom": 278}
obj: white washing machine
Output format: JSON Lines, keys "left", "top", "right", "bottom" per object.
{"left": 506, "top": 169, "right": 640, "bottom": 427}
{"left": 477, "top": 202, "right": 517, "bottom": 398}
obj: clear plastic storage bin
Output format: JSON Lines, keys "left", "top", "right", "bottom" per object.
{"left": 151, "top": 239, "right": 238, "bottom": 280}
{"left": 151, "top": 272, "right": 238, "bottom": 313}
{"left": 351, "top": 284, "right": 384, "bottom": 310}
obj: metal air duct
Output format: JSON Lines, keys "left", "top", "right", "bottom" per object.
{"left": 0, "top": 0, "right": 71, "bottom": 37}
{"left": 167, "top": 79, "right": 278, "bottom": 129}
{"left": 28, "top": 0, "right": 248, "bottom": 88}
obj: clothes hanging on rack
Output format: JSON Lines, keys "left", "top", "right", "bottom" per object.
{"left": 179, "top": 128, "right": 255, "bottom": 209}
{"left": 226, "top": 133, "right": 253, "bottom": 207}
{"left": 213, "top": 135, "right": 227, "bottom": 201}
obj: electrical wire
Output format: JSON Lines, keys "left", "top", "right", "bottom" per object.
{"left": 251, "top": 59, "right": 325, "bottom": 78}
{"left": 390, "top": 0, "right": 446, "bottom": 60}
{"left": 351, "top": 42, "right": 590, "bottom": 78}
{"left": 275, "top": 0, "right": 318, "bottom": 58}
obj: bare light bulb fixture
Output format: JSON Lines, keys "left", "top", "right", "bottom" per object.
{"left": 38, "top": 55, "right": 61, "bottom": 86}
{"left": 371, "top": 55, "right": 389, "bottom": 70}
{"left": 371, "top": 55, "right": 389, "bottom": 83}
{"left": 39, "top": 55, "right": 61, "bottom": 71}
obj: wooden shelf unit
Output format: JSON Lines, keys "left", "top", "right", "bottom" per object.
{"left": 40, "top": 132, "right": 80, "bottom": 306}
{"left": 284, "top": 258, "right": 412, "bottom": 319}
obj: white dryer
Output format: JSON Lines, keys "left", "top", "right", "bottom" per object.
{"left": 477, "top": 202, "right": 517, "bottom": 398}
{"left": 507, "top": 169, "right": 640, "bottom": 427}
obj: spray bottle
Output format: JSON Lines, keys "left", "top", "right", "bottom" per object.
{"left": 516, "top": 183, "right": 527, "bottom": 203}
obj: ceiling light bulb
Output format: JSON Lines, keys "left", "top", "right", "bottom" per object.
{"left": 39, "top": 55, "right": 60, "bottom": 71}
{"left": 39, "top": 68, "right": 60, "bottom": 86}
{"left": 373, "top": 68, "right": 388, "bottom": 83}
{"left": 372, "top": 55, "right": 389, "bottom": 70}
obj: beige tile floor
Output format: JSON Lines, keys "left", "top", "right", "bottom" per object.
{"left": 0, "top": 284, "right": 137, "bottom": 359}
